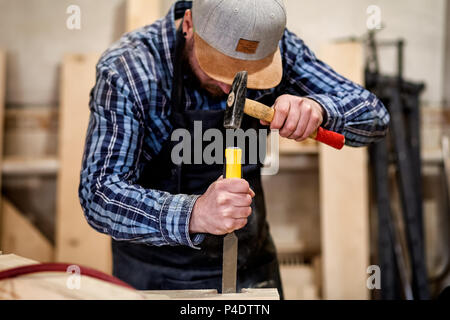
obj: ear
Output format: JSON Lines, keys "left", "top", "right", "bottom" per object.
{"left": 182, "top": 9, "right": 194, "bottom": 39}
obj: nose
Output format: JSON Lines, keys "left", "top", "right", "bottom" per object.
{"left": 217, "top": 81, "right": 232, "bottom": 94}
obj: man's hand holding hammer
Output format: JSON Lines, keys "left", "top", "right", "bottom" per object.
{"left": 261, "top": 95, "right": 326, "bottom": 142}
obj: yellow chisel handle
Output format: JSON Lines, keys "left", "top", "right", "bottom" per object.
{"left": 225, "top": 148, "right": 242, "bottom": 179}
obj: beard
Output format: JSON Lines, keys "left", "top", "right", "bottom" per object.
{"left": 200, "top": 82, "right": 227, "bottom": 98}
{"left": 183, "top": 44, "right": 227, "bottom": 99}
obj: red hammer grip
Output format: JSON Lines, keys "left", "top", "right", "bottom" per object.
{"left": 313, "top": 127, "right": 345, "bottom": 150}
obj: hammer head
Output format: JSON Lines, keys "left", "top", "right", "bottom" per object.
{"left": 224, "top": 71, "right": 248, "bottom": 129}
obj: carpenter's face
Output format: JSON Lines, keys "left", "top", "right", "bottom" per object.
{"left": 186, "top": 39, "right": 231, "bottom": 98}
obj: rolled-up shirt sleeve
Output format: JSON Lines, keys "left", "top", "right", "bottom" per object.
{"left": 79, "top": 59, "right": 205, "bottom": 249}
{"left": 280, "top": 29, "right": 390, "bottom": 147}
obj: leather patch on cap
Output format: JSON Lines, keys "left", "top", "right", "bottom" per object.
{"left": 236, "top": 39, "right": 260, "bottom": 54}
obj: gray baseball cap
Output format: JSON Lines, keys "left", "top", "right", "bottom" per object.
{"left": 192, "top": 0, "right": 287, "bottom": 89}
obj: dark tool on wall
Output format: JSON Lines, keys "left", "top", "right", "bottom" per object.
{"left": 224, "top": 71, "right": 346, "bottom": 150}
{"left": 365, "top": 30, "right": 430, "bottom": 300}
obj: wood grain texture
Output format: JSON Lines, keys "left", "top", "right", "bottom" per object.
{"left": 318, "top": 42, "right": 370, "bottom": 300}
{"left": 443, "top": 136, "right": 450, "bottom": 201}
{"left": 0, "top": 255, "right": 279, "bottom": 300}
{"left": 55, "top": 54, "right": 112, "bottom": 274}
{"left": 0, "top": 52, "right": 5, "bottom": 151}
{"left": 0, "top": 254, "right": 146, "bottom": 300}
{"left": 0, "top": 50, "right": 5, "bottom": 250}
{"left": 0, "top": 254, "right": 37, "bottom": 271}
{"left": 1, "top": 199, "right": 54, "bottom": 262}
{"left": 126, "top": 0, "right": 162, "bottom": 32}
{"left": 142, "top": 288, "right": 280, "bottom": 300}
{"left": 244, "top": 99, "right": 275, "bottom": 123}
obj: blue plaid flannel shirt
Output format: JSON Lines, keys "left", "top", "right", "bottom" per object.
{"left": 79, "top": 1, "right": 390, "bottom": 249}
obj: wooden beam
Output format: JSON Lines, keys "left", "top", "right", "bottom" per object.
{"left": 2, "top": 156, "right": 59, "bottom": 176}
{"left": 0, "top": 52, "right": 5, "bottom": 157}
{"left": 55, "top": 54, "right": 112, "bottom": 274}
{"left": 443, "top": 136, "right": 450, "bottom": 202}
{"left": 0, "top": 50, "right": 5, "bottom": 247}
{"left": 319, "top": 42, "right": 370, "bottom": 300}
{"left": 126, "top": 0, "right": 163, "bottom": 32}
{"left": 1, "top": 199, "right": 54, "bottom": 262}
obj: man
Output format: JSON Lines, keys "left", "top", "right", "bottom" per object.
{"left": 79, "top": 0, "right": 389, "bottom": 297}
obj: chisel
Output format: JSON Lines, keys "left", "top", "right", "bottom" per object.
{"left": 221, "top": 147, "right": 242, "bottom": 294}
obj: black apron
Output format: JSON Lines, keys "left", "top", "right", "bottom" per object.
{"left": 112, "top": 25, "right": 283, "bottom": 297}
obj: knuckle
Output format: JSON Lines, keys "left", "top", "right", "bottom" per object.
{"left": 285, "top": 123, "right": 296, "bottom": 132}
{"left": 221, "top": 208, "right": 230, "bottom": 218}
{"left": 217, "top": 194, "right": 227, "bottom": 206}
{"left": 276, "top": 104, "right": 289, "bottom": 116}
{"left": 279, "top": 108, "right": 289, "bottom": 117}
{"left": 293, "top": 128, "right": 303, "bottom": 137}
{"left": 311, "top": 114, "right": 319, "bottom": 122}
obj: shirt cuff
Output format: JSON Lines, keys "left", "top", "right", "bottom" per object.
{"left": 159, "top": 194, "right": 205, "bottom": 249}
{"left": 306, "top": 94, "right": 346, "bottom": 134}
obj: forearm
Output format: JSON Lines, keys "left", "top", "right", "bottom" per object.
{"left": 79, "top": 174, "right": 204, "bottom": 248}
{"left": 307, "top": 89, "right": 390, "bottom": 147}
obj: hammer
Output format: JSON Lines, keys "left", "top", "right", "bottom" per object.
{"left": 224, "top": 71, "right": 346, "bottom": 150}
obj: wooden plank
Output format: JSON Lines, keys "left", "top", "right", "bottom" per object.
{"left": 1, "top": 199, "right": 54, "bottom": 262}
{"left": 443, "top": 136, "right": 450, "bottom": 201}
{"left": 142, "top": 288, "right": 280, "bottom": 300}
{"left": 55, "top": 54, "right": 112, "bottom": 274}
{"left": 126, "top": 0, "right": 163, "bottom": 32}
{"left": 2, "top": 156, "right": 59, "bottom": 176}
{"left": 0, "top": 254, "right": 147, "bottom": 300}
{"left": 3, "top": 106, "right": 58, "bottom": 159}
{"left": 0, "top": 254, "right": 278, "bottom": 300}
{"left": 318, "top": 42, "right": 370, "bottom": 300}
{"left": 0, "top": 50, "right": 6, "bottom": 249}
{"left": 280, "top": 264, "right": 319, "bottom": 300}
{"left": 0, "top": 51, "right": 5, "bottom": 159}
{"left": 0, "top": 254, "right": 38, "bottom": 271}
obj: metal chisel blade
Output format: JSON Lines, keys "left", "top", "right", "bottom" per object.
{"left": 222, "top": 232, "right": 238, "bottom": 294}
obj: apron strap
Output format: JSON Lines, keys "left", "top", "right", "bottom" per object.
{"left": 171, "top": 22, "right": 186, "bottom": 193}
{"left": 171, "top": 22, "right": 187, "bottom": 115}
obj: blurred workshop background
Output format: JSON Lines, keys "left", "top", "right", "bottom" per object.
{"left": 0, "top": 0, "right": 449, "bottom": 300}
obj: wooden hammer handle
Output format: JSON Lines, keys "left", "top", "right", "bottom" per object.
{"left": 244, "top": 99, "right": 345, "bottom": 150}
{"left": 244, "top": 99, "right": 275, "bottom": 123}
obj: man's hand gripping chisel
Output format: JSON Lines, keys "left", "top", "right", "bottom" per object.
{"left": 224, "top": 71, "right": 346, "bottom": 150}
